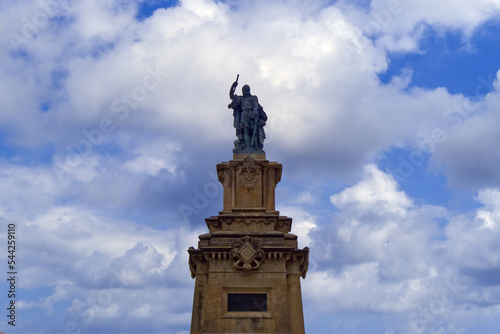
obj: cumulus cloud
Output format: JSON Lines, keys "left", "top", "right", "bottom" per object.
{"left": 305, "top": 164, "right": 500, "bottom": 333}
{"left": 337, "top": 0, "right": 500, "bottom": 52}
{"left": 1, "top": 0, "right": 497, "bottom": 187}
{"left": 1, "top": 200, "right": 199, "bottom": 332}
{"left": 1, "top": 0, "right": 500, "bottom": 333}
{"left": 430, "top": 71, "right": 500, "bottom": 189}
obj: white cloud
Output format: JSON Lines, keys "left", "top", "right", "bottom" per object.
{"left": 1, "top": 199, "right": 199, "bottom": 332}
{"left": 278, "top": 205, "right": 318, "bottom": 247}
{"left": 71, "top": 0, "right": 137, "bottom": 40}
{"left": 307, "top": 165, "right": 500, "bottom": 332}
{"left": 430, "top": 71, "right": 500, "bottom": 188}
{"left": 124, "top": 142, "right": 182, "bottom": 176}
{"left": 338, "top": 0, "right": 500, "bottom": 52}
{"left": 1, "top": 0, "right": 500, "bottom": 332}
{"left": 331, "top": 163, "right": 413, "bottom": 215}
{"left": 445, "top": 188, "right": 500, "bottom": 270}
{"left": 2, "top": 0, "right": 495, "bottom": 187}
{"left": 290, "top": 191, "right": 316, "bottom": 206}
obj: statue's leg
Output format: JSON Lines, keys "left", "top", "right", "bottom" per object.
{"left": 243, "top": 126, "right": 251, "bottom": 149}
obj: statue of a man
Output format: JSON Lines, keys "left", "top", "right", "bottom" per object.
{"left": 228, "top": 78, "right": 267, "bottom": 152}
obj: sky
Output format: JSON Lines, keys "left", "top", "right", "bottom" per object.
{"left": 1, "top": 0, "right": 500, "bottom": 333}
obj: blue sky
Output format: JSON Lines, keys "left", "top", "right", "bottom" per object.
{"left": 1, "top": 0, "right": 500, "bottom": 333}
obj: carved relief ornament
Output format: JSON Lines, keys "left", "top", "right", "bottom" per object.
{"left": 237, "top": 157, "right": 261, "bottom": 192}
{"left": 231, "top": 235, "right": 264, "bottom": 271}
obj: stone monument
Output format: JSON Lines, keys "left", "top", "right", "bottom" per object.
{"left": 188, "top": 77, "right": 309, "bottom": 334}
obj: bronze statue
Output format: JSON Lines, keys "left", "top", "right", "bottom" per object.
{"left": 228, "top": 75, "right": 267, "bottom": 152}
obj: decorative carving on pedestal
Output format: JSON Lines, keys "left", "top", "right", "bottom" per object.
{"left": 188, "top": 247, "right": 202, "bottom": 279}
{"left": 237, "top": 156, "right": 261, "bottom": 192}
{"left": 293, "top": 247, "right": 310, "bottom": 279}
{"left": 275, "top": 166, "right": 282, "bottom": 185}
{"left": 205, "top": 215, "right": 292, "bottom": 233}
{"left": 217, "top": 169, "right": 225, "bottom": 184}
{"left": 216, "top": 156, "right": 282, "bottom": 213}
{"left": 231, "top": 235, "right": 264, "bottom": 271}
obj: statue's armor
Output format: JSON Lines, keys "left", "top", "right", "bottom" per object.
{"left": 241, "top": 96, "right": 256, "bottom": 111}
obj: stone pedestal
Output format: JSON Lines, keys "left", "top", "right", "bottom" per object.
{"left": 188, "top": 154, "right": 309, "bottom": 334}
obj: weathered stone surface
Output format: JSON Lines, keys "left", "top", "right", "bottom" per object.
{"left": 188, "top": 153, "right": 308, "bottom": 334}
{"left": 217, "top": 155, "right": 282, "bottom": 215}
{"left": 205, "top": 215, "right": 292, "bottom": 234}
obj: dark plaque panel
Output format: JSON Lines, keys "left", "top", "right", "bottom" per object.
{"left": 227, "top": 293, "right": 267, "bottom": 312}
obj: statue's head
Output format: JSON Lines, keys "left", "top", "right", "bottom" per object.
{"left": 242, "top": 84, "right": 251, "bottom": 96}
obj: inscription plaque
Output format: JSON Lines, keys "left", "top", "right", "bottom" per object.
{"left": 227, "top": 293, "right": 267, "bottom": 312}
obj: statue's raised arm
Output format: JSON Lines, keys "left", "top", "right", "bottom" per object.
{"left": 229, "top": 74, "right": 239, "bottom": 100}
{"left": 227, "top": 76, "right": 266, "bottom": 154}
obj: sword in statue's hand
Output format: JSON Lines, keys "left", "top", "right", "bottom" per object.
{"left": 229, "top": 74, "right": 239, "bottom": 100}
{"left": 232, "top": 74, "right": 239, "bottom": 89}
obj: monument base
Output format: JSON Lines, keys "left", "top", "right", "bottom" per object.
{"left": 188, "top": 230, "right": 308, "bottom": 334}
{"left": 188, "top": 154, "right": 308, "bottom": 334}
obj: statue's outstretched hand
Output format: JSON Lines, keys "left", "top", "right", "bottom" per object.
{"left": 232, "top": 81, "right": 238, "bottom": 88}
